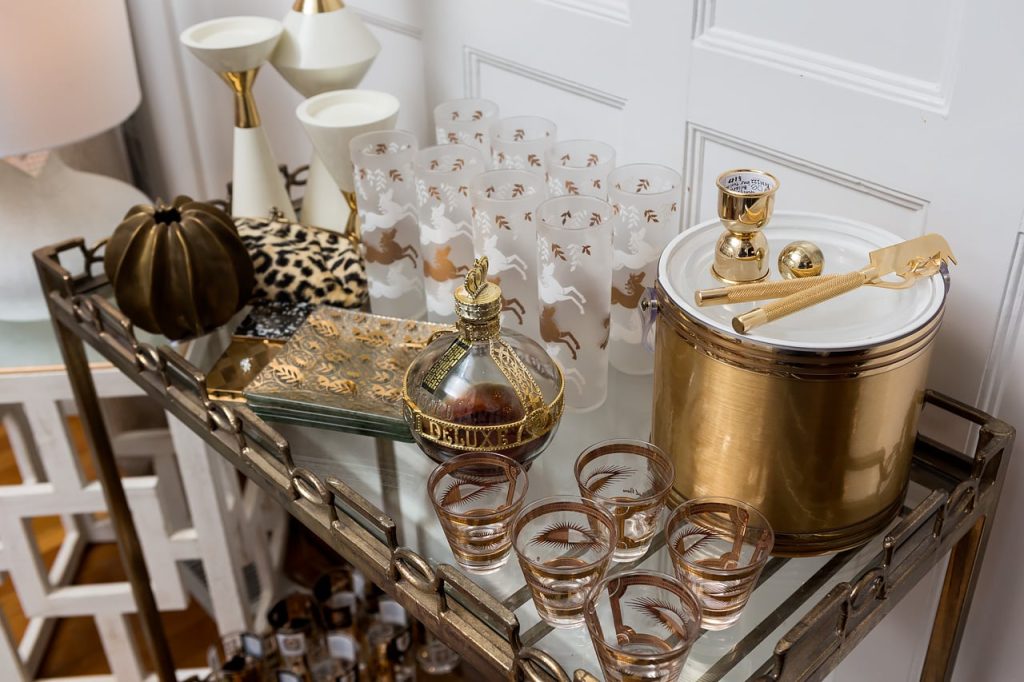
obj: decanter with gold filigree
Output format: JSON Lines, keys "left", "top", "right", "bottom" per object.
{"left": 402, "top": 257, "right": 564, "bottom": 465}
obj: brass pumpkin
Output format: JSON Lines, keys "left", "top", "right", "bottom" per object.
{"left": 104, "top": 195, "right": 255, "bottom": 340}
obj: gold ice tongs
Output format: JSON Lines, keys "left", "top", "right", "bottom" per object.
{"left": 699, "top": 233, "right": 956, "bottom": 334}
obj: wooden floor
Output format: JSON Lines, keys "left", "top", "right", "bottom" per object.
{"left": 0, "top": 417, "right": 218, "bottom": 676}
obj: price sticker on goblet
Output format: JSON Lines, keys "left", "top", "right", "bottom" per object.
{"left": 720, "top": 170, "right": 777, "bottom": 195}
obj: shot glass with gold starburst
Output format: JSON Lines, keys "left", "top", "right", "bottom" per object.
{"left": 665, "top": 497, "right": 773, "bottom": 630}
{"left": 511, "top": 495, "right": 617, "bottom": 628}
{"left": 575, "top": 439, "right": 675, "bottom": 562}
{"left": 428, "top": 452, "right": 528, "bottom": 575}
{"left": 584, "top": 570, "right": 702, "bottom": 682}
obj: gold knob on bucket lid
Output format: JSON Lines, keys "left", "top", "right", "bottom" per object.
{"left": 778, "top": 241, "right": 825, "bottom": 279}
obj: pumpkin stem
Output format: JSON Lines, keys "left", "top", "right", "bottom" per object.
{"left": 153, "top": 206, "right": 182, "bottom": 225}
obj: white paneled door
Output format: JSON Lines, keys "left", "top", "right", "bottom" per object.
{"left": 128, "top": 1, "right": 1023, "bottom": 680}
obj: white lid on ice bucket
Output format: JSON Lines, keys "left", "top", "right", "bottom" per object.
{"left": 658, "top": 211, "right": 947, "bottom": 352}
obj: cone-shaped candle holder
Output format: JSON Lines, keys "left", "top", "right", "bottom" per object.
{"left": 180, "top": 16, "right": 296, "bottom": 221}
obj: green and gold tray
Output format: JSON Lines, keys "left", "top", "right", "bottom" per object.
{"left": 243, "top": 306, "right": 447, "bottom": 441}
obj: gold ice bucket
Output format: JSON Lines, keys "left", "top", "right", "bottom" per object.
{"left": 651, "top": 213, "right": 947, "bottom": 555}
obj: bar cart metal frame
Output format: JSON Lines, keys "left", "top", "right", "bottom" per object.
{"left": 33, "top": 234, "right": 1015, "bottom": 682}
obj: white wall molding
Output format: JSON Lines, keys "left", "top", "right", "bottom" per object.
{"left": 691, "top": 0, "right": 962, "bottom": 114}
{"left": 536, "top": 0, "right": 630, "bottom": 25}
{"left": 977, "top": 226, "right": 1024, "bottom": 415}
{"left": 682, "top": 123, "right": 929, "bottom": 229}
{"left": 462, "top": 46, "right": 628, "bottom": 109}
{"left": 351, "top": 8, "right": 423, "bottom": 40}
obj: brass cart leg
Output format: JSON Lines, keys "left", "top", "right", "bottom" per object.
{"left": 47, "top": 317, "right": 177, "bottom": 681}
{"left": 920, "top": 513, "right": 988, "bottom": 681}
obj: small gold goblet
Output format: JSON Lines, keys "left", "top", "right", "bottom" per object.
{"left": 713, "top": 169, "right": 779, "bottom": 284}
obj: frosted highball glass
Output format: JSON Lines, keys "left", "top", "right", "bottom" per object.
{"left": 546, "top": 139, "right": 616, "bottom": 199}
{"left": 470, "top": 169, "right": 548, "bottom": 337}
{"left": 433, "top": 98, "right": 500, "bottom": 160}
{"left": 350, "top": 129, "right": 425, "bottom": 319}
{"left": 415, "top": 144, "right": 485, "bottom": 323}
{"left": 607, "top": 164, "right": 681, "bottom": 375}
{"left": 490, "top": 116, "right": 556, "bottom": 176}
{"left": 536, "top": 195, "right": 614, "bottom": 412}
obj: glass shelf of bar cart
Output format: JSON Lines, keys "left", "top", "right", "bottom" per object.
{"left": 177, "top": 322, "right": 957, "bottom": 681}
{"left": 37, "top": 234, "right": 1010, "bottom": 682}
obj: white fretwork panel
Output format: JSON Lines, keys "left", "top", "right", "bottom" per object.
{"left": 0, "top": 351, "right": 285, "bottom": 682}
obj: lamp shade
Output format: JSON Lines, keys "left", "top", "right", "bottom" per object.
{"left": 0, "top": 0, "right": 141, "bottom": 156}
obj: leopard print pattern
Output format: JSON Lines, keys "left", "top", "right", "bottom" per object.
{"left": 236, "top": 216, "right": 366, "bottom": 309}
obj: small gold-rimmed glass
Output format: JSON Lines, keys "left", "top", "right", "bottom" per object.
{"left": 512, "top": 495, "right": 617, "bottom": 628}
{"left": 428, "top": 452, "right": 528, "bottom": 574}
{"left": 575, "top": 439, "right": 675, "bottom": 562}
{"left": 584, "top": 570, "right": 702, "bottom": 682}
{"left": 665, "top": 497, "right": 774, "bottom": 630}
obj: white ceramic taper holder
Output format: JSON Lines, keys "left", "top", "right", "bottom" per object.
{"left": 180, "top": 16, "right": 296, "bottom": 221}
{"left": 271, "top": 0, "right": 381, "bottom": 230}
{"left": 296, "top": 90, "right": 400, "bottom": 243}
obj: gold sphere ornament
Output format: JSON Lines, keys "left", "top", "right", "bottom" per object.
{"left": 778, "top": 240, "right": 824, "bottom": 279}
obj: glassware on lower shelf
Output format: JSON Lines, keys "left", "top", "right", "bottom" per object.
{"left": 665, "top": 497, "right": 774, "bottom": 630}
{"left": 220, "top": 631, "right": 274, "bottom": 682}
{"left": 267, "top": 594, "right": 331, "bottom": 681}
{"left": 314, "top": 569, "right": 362, "bottom": 681}
{"left": 417, "top": 638, "right": 461, "bottom": 676}
{"left": 366, "top": 620, "right": 414, "bottom": 682}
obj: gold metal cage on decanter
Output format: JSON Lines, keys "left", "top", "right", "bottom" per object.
{"left": 402, "top": 257, "right": 564, "bottom": 465}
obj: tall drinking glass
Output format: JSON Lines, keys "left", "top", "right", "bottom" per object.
{"left": 607, "top": 164, "right": 682, "bottom": 375}
{"left": 490, "top": 116, "right": 556, "bottom": 176}
{"left": 415, "top": 144, "right": 485, "bottom": 323}
{"left": 536, "top": 195, "right": 614, "bottom": 412}
{"left": 470, "top": 169, "right": 548, "bottom": 337}
{"left": 546, "top": 139, "right": 616, "bottom": 199}
{"left": 433, "top": 98, "right": 500, "bottom": 160}
{"left": 350, "top": 129, "right": 425, "bottom": 319}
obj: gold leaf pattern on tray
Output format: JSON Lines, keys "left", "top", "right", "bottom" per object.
{"left": 309, "top": 316, "right": 339, "bottom": 338}
{"left": 272, "top": 363, "right": 303, "bottom": 384}
{"left": 316, "top": 376, "right": 357, "bottom": 395}
{"left": 245, "top": 306, "right": 445, "bottom": 437}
